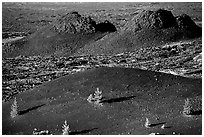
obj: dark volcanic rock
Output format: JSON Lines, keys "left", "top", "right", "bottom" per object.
{"left": 124, "top": 9, "right": 177, "bottom": 31}
{"left": 53, "top": 12, "right": 116, "bottom": 34}
{"left": 175, "top": 14, "right": 202, "bottom": 39}
{"left": 123, "top": 9, "right": 201, "bottom": 37}
{"left": 53, "top": 11, "right": 96, "bottom": 34}
{"left": 176, "top": 14, "right": 199, "bottom": 30}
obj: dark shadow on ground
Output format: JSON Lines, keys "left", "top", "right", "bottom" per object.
{"left": 162, "top": 126, "right": 172, "bottom": 129}
{"left": 101, "top": 96, "right": 136, "bottom": 104}
{"left": 149, "top": 122, "right": 166, "bottom": 127}
{"left": 191, "top": 110, "right": 202, "bottom": 115}
{"left": 18, "top": 104, "right": 46, "bottom": 115}
{"left": 69, "top": 128, "right": 98, "bottom": 135}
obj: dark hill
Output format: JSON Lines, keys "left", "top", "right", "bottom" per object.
{"left": 2, "top": 9, "right": 201, "bottom": 58}
{"left": 2, "top": 12, "right": 116, "bottom": 58}
{"left": 123, "top": 9, "right": 201, "bottom": 33}
{"left": 123, "top": 9, "right": 177, "bottom": 31}
{"left": 2, "top": 67, "right": 202, "bottom": 135}
{"left": 52, "top": 11, "right": 96, "bottom": 34}
{"left": 75, "top": 9, "right": 201, "bottom": 56}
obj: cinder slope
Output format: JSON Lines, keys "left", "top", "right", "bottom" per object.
{"left": 2, "top": 12, "right": 116, "bottom": 58}
{"left": 75, "top": 9, "right": 202, "bottom": 56}
{"left": 3, "top": 9, "right": 201, "bottom": 58}
{"left": 2, "top": 67, "right": 201, "bottom": 135}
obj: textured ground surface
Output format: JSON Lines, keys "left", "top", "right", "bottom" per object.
{"left": 2, "top": 2, "right": 202, "bottom": 135}
{"left": 2, "top": 3, "right": 202, "bottom": 58}
{"left": 2, "top": 67, "right": 202, "bottom": 135}
{"left": 2, "top": 38, "right": 202, "bottom": 102}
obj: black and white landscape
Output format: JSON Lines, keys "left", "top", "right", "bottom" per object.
{"left": 2, "top": 2, "right": 202, "bottom": 135}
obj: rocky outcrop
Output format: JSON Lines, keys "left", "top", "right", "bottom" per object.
{"left": 53, "top": 12, "right": 117, "bottom": 34}
{"left": 123, "top": 9, "right": 201, "bottom": 35}
{"left": 123, "top": 9, "right": 177, "bottom": 31}
{"left": 176, "top": 14, "right": 199, "bottom": 30}
{"left": 53, "top": 11, "right": 97, "bottom": 34}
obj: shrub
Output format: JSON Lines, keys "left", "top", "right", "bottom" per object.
{"left": 62, "top": 120, "right": 70, "bottom": 135}
{"left": 10, "top": 97, "right": 18, "bottom": 118}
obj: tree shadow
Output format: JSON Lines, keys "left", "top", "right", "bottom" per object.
{"left": 101, "top": 96, "right": 136, "bottom": 104}
{"left": 191, "top": 110, "right": 202, "bottom": 115}
{"left": 162, "top": 126, "right": 172, "bottom": 129}
{"left": 18, "top": 104, "right": 46, "bottom": 115}
{"left": 149, "top": 122, "right": 166, "bottom": 127}
{"left": 70, "top": 128, "right": 98, "bottom": 135}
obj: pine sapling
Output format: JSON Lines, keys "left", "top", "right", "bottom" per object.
{"left": 10, "top": 97, "right": 18, "bottom": 118}
{"left": 93, "top": 88, "right": 103, "bottom": 105}
{"left": 87, "top": 88, "right": 103, "bottom": 106}
{"left": 145, "top": 118, "right": 151, "bottom": 128}
{"left": 94, "top": 88, "right": 102, "bottom": 101}
{"left": 183, "top": 98, "right": 193, "bottom": 116}
{"left": 161, "top": 124, "right": 165, "bottom": 129}
{"left": 62, "top": 120, "right": 70, "bottom": 135}
{"left": 87, "top": 94, "right": 94, "bottom": 103}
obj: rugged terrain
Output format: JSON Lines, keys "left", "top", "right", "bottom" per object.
{"left": 2, "top": 3, "right": 202, "bottom": 58}
{"left": 2, "top": 2, "right": 202, "bottom": 135}
{"left": 2, "top": 38, "right": 202, "bottom": 102}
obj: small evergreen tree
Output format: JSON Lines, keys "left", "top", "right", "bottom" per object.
{"left": 87, "top": 94, "right": 94, "bottom": 103}
{"left": 183, "top": 98, "right": 193, "bottom": 116}
{"left": 94, "top": 88, "right": 102, "bottom": 101}
{"left": 10, "top": 97, "right": 18, "bottom": 118}
{"left": 62, "top": 120, "right": 70, "bottom": 135}
{"left": 161, "top": 124, "right": 166, "bottom": 129}
{"left": 145, "top": 118, "right": 151, "bottom": 128}
{"left": 87, "top": 88, "right": 103, "bottom": 106}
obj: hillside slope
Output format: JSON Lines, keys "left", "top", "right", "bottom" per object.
{"left": 3, "top": 9, "right": 201, "bottom": 58}
{"left": 2, "top": 67, "right": 201, "bottom": 135}
{"left": 2, "top": 12, "right": 116, "bottom": 58}
{"left": 75, "top": 9, "right": 201, "bottom": 56}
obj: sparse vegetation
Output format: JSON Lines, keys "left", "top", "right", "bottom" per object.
{"left": 183, "top": 98, "right": 193, "bottom": 116}
{"left": 149, "top": 132, "right": 161, "bottom": 135}
{"left": 10, "top": 97, "right": 18, "bottom": 118}
{"left": 62, "top": 120, "right": 70, "bottom": 135}
{"left": 87, "top": 88, "right": 103, "bottom": 106}
{"left": 32, "top": 128, "right": 52, "bottom": 135}
{"left": 145, "top": 118, "right": 151, "bottom": 128}
{"left": 161, "top": 124, "right": 166, "bottom": 129}
{"left": 2, "top": 2, "right": 202, "bottom": 135}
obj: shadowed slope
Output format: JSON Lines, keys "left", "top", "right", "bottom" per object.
{"left": 2, "top": 67, "right": 201, "bottom": 135}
